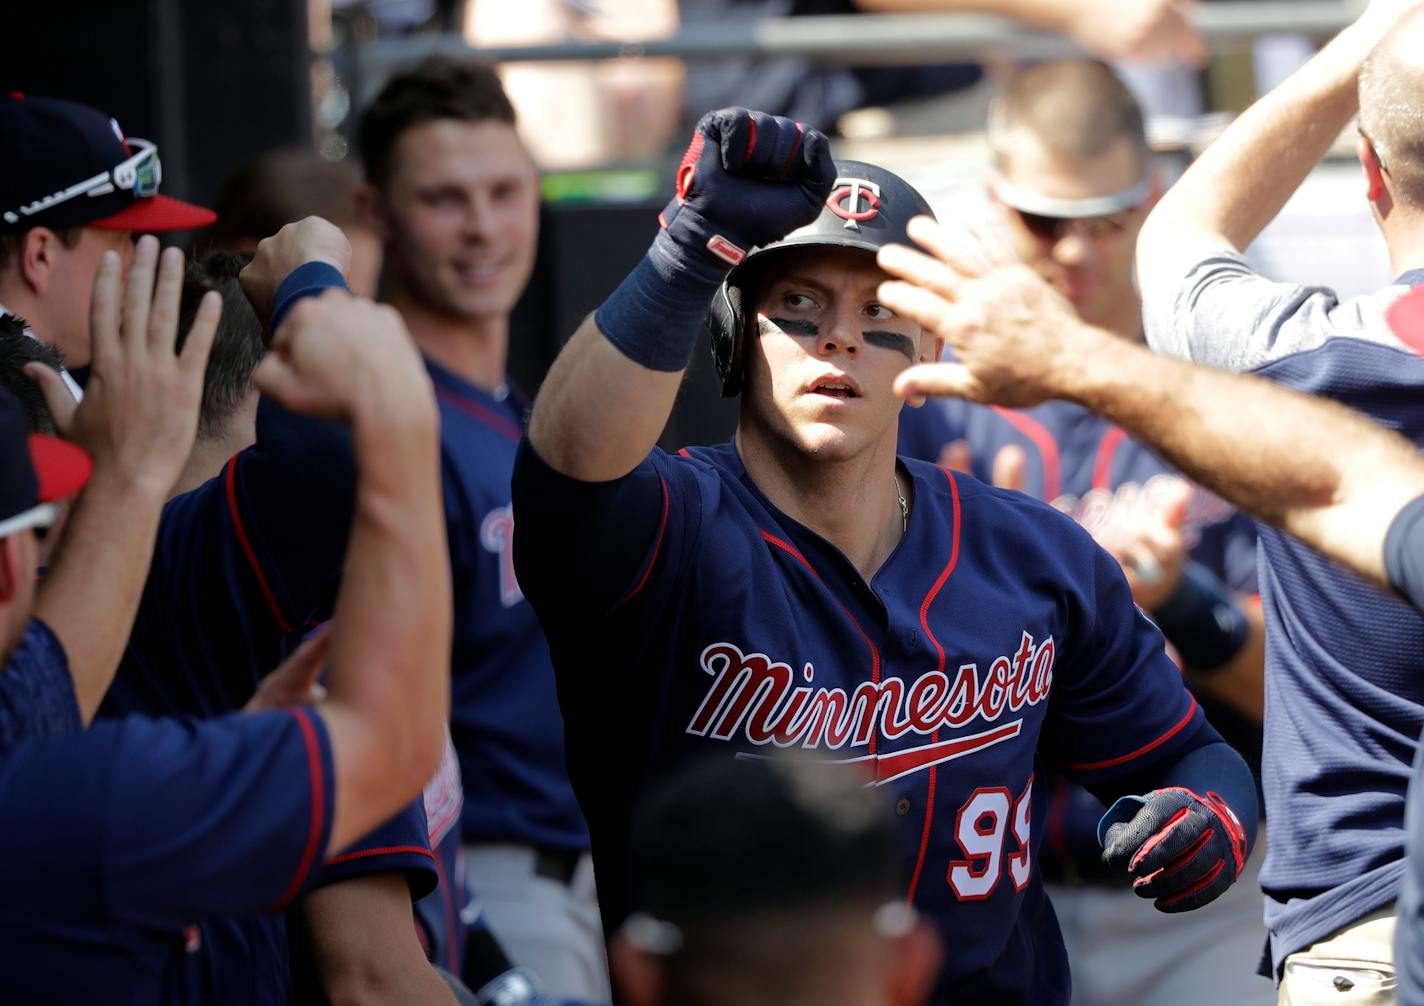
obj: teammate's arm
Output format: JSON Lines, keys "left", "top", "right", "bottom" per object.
{"left": 254, "top": 291, "right": 450, "bottom": 853}
{"left": 300, "top": 873, "right": 459, "bottom": 1006}
{"left": 528, "top": 108, "right": 835, "bottom": 482}
{"left": 878, "top": 216, "right": 1424, "bottom": 593}
{"left": 849, "top": 0, "right": 1203, "bottom": 65}
{"left": 26, "top": 238, "right": 218, "bottom": 723}
{"left": 1134, "top": 1, "right": 1415, "bottom": 330}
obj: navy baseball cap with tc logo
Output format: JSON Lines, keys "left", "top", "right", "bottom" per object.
{"left": 0, "top": 92, "right": 216, "bottom": 235}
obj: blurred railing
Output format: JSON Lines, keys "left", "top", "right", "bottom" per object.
{"left": 355, "top": 2, "right": 1358, "bottom": 73}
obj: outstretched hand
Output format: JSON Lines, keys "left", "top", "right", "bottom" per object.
{"left": 878, "top": 216, "right": 1090, "bottom": 409}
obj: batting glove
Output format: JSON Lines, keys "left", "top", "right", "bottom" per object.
{"left": 659, "top": 107, "right": 835, "bottom": 268}
{"left": 1098, "top": 787, "right": 1247, "bottom": 913}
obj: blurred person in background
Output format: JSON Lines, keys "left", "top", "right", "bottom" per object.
{"left": 356, "top": 56, "right": 607, "bottom": 1002}
{"left": 680, "top": 0, "right": 1205, "bottom": 135}
{"left": 207, "top": 151, "right": 384, "bottom": 298}
{"left": 897, "top": 60, "right": 1271, "bottom": 1004}
{"left": 466, "top": 0, "right": 684, "bottom": 170}
{"left": 0, "top": 93, "right": 215, "bottom": 398}
{"left": 610, "top": 753, "right": 942, "bottom": 1006}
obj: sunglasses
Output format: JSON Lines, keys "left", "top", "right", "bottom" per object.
{"left": 2, "top": 137, "right": 161, "bottom": 228}
{"left": 1009, "top": 204, "right": 1140, "bottom": 244}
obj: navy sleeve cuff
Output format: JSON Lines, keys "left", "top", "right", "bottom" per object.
{"left": 1385, "top": 493, "right": 1424, "bottom": 612}
{"left": 270, "top": 261, "right": 349, "bottom": 333}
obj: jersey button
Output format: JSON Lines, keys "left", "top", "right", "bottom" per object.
{"left": 895, "top": 797, "right": 911, "bottom": 816}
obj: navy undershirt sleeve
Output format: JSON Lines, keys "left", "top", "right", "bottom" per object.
{"left": 1385, "top": 493, "right": 1424, "bottom": 613}
{"left": 270, "top": 261, "right": 348, "bottom": 333}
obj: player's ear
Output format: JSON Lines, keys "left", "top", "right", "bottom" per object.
{"left": 1359, "top": 135, "right": 1389, "bottom": 206}
{"left": 353, "top": 182, "right": 388, "bottom": 242}
{"left": 609, "top": 934, "right": 668, "bottom": 1006}
{"left": 887, "top": 920, "right": 942, "bottom": 1006}
{"left": 18, "top": 227, "right": 61, "bottom": 296}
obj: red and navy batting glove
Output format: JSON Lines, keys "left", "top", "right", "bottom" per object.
{"left": 660, "top": 107, "right": 835, "bottom": 268}
{"left": 1098, "top": 787, "right": 1247, "bottom": 913}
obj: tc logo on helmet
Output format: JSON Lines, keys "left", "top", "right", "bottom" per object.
{"left": 827, "top": 178, "right": 882, "bottom": 230}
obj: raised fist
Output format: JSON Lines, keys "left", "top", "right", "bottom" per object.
{"left": 240, "top": 216, "right": 352, "bottom": 326}
{"left": 661, "top": 107, "right": 835, "bottom": 268}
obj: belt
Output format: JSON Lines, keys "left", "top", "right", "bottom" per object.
{"left": 533, "top": 848, "right": 581, "bottom": 886}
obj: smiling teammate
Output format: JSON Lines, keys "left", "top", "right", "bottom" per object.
{"left": 509, "top": 107, "right": 1258, "bottom": 1004}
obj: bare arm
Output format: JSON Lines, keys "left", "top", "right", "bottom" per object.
{"left": 28, "top": 239, "right": 218, "bottom": 723}
{"left": 252, "top": 293, "right": 450, "bottom": 854}
{"left": 851, "top": 0, "right": 1204, "bottom": 64}
{"left": 878, "top": 217, "right": 1424, "bottom": 591}
{"left": 1136, "top": 2, "right": 1414, "bottom": 302}
{"left": 527, "top": 314, "right": 684, "bottom": 481}
{"left": 301, "top": 874, "right": 458, "bottom": 1006}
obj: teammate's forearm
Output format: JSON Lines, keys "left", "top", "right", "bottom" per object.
{"left": 1057, "top": 322, "right": 1424, "bottom": 588}
{"left": 851, "top": 0, "right": 1075, "bottom": 27}
{"left": 32, "top": 473, "right": 169, "bottom": 723}
{"left": 1138, "top": 15, "right": 1381, "bottom": 281}
{"left": 321, "top": 404, "right": 449, "bottom": 853}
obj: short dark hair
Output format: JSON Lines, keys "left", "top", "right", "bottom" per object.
{"left": 1359, "top": 14, "right": 1424, "bottom": 210}
{"left": 627, "top": 753, "right": 903, "bottom": 1003}
{"left": 0, "top": 227, "right": 83, "bottom": 277}
{"left": 0, "top": 315, "right": 63, "bottom": 434}
{"left": 987, "top": 59, "right": 1148, "bottom": 173}
{"left": 206, "top": 150, "right": 365, "bottom": 252}
{"left": 177, "top": 252, "right": 265, "bottom": 440}
{"left": 358, "top": 56, "right": 516, "bottom": 192}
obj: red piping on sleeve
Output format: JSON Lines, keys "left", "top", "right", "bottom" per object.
{"left": 1091, "top": 427, "right": 1129, "bottom": 492}
{"left": 324, "top": 845, "right": 436, "bottom": 868}
{"left": 269, "top": 708, "right": 327, "bottom": 911}
{"left": 1061, "top": 697, "right": 1200, "bottom": 772}
{"left": 435, "top": 386, "right": 522, "bottom": 444}
{"left": 611, "top": 474, "right": 670, "bottom": 612}
{"left": 906, "top": 467, "right": 962, "bottom": 909}
{"left": 990, "top": 407, "right": 1061, "bottom": 501}
{"left": 225, "top": 454, "right": 296, "bottom": 634}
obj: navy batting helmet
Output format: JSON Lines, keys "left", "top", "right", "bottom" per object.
{"left": 703, "top": 160, "right": 936, "bottom": 397}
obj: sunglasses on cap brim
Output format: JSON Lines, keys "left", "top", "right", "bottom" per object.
{"left": 2, "top": 137, "right": 161, "bottom": 228}
{"left": 995, "top": 177, "right": 1151, "bottom": 242}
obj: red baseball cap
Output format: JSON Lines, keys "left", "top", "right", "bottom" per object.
{"left": 0, "top": 93, "right": 215, "bottom": 235}
{"left": 0, "top": 390, "right": 91, "bottom": 539}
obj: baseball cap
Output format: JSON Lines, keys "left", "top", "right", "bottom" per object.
{"left": 0, "top": 93, "right": 216, "bottom": 235}
{"left": 0, "top": 388, "right": 91, "bottom": 539}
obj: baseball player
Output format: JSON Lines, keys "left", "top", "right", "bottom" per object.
{"left": 0, "top": 285, "right": 451, "bottom": 1003}
{"left": 507, "top": 106, "right": 1258, "bottom": 1004}
{"left": 895, "top": 59, "right": 1270, "bottom": 1004}
{"left": 354, "top": 57, "right": 599, "bottom": 999}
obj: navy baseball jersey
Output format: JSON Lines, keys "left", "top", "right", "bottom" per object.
{"left": 1145, "top": 253, "right": 1424, "bottom": 971}
{"left": 427, "top": 358, "right": 587, "bottom": 851}
{"left": 512, "top": 439, "right": 1221, "bottom": 1003}
{"left": 99, "top": 396, "right": 437, "bottom": 1003}
{"left": 0, "top": 706, "right": 333, "bottom": 1005}
{"left": 263, "top": 261, "right": 587, "bottom": 852}
{"left": 0, "top": 618, "right": 81, "bottom": 745}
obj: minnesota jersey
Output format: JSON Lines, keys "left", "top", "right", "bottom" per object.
{"left": 512, "top": 439, "right": 1219, "bottom": 1003}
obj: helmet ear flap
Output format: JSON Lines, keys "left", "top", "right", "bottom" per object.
{"left": 707, "top": 280, "right": 748, "bottom": 398}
